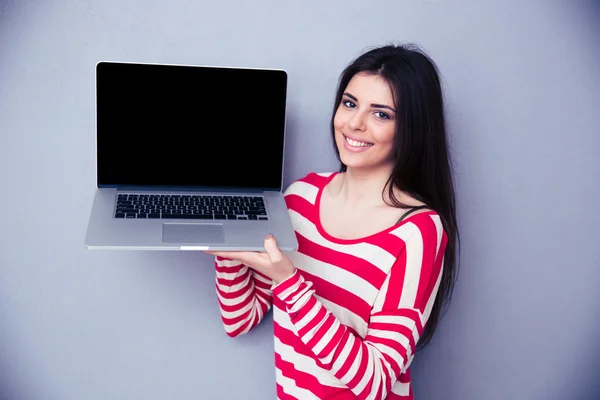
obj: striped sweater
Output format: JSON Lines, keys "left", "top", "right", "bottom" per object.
{"left": 215, "top": 172, "right": 447, "bottom": 400}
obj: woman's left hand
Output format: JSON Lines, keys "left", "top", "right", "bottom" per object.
{"left": 206, "top": 234, "right": 296, "bottom": 284}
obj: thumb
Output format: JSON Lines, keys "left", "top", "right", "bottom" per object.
{"left": 264, "top": 234, "right": 283, "bottom": 263}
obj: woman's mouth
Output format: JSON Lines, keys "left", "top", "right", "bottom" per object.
{"left": 343, "top": 135, "right": 373, "bottom": 152}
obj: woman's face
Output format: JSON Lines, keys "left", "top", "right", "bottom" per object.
{"left": 333, "top": 73, "right": 397, "bottom": 171}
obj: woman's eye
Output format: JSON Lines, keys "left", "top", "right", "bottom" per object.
{"left": 343, "top": 100, "right": 356, "bottom": 108}
{"left": 375, "top": 111, "right": 390, "bottom": 120}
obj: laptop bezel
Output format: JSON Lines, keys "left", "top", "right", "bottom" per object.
{"left": 94, "top": 60, "right": 289, "bottom": 193}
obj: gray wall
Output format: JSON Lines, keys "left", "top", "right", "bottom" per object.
{"left": 1, "top": 1, "right": 599, "bottom": 399}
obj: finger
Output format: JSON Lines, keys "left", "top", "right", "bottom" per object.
{"left": 238, "top": 251, "right": 270, "bottom": 268}
{"left": 206, "top": 251, "right": 248, "bottom": 263}
{"left": 206, "top": 251, "right": 235, "bottom": 258}
{"left": 264, "top": 234, "right": 283, "bottom": 263}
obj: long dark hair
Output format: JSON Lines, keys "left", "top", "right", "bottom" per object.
{"left": 330, "top": 44, "right": 459, "bottom": 351}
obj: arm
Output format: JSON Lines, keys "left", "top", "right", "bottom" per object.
{"left": 272, "top": 218, "right": 446, "bottom": 399}
{"left": 214, "top": 256, "right": 274, "bottom": 337}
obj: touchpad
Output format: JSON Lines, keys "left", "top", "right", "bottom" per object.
{"left": 162, "top": 223, "right": 225, "bottom": 243}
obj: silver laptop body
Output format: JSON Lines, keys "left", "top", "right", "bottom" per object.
{"left": 84, "top": 61, "right": 298, "bottom": 252}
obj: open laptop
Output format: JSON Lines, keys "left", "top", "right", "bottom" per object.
{"left": 84, "top": 61, "right": 298, "bottom": 252}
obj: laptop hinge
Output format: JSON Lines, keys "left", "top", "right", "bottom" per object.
{"left": 99, "top": 184, "right": 280, "bottom": 193}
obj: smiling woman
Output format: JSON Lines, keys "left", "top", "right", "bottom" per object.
{"left": 334, "top": 73, "right": 397, "bottom": 170}
{"left": 208, "top": 44, "right": 459, "bottom": 400}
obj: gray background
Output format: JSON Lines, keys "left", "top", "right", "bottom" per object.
{"left": 1, "top": 1, "right": 599, "bottom": 399}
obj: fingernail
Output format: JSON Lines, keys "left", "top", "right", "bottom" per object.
{"left": 266, "top": 233, "right": 274, "bottom": 240}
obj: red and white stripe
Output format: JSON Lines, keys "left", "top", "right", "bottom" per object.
{"left": 215, "top": 172, "right": 447, "bottom": 400}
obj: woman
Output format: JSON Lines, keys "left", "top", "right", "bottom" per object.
{"left": 207, "top": 44, "right": 458, "bottom": 400}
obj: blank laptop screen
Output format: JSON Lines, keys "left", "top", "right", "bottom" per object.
{"left": 96, "top": 62, "right": 287, "bottom": 190}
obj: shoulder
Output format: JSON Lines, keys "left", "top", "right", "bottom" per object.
{"left": 392, "top": 211, "right": 447, "bottom": 256}
{"left": 283, "top": 171, "right": 337, "bottom": 199}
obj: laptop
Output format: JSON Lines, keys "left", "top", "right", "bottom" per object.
{"left": 84, "top": 61, "right": 298, "bottom": 252}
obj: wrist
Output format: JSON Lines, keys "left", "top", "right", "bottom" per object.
{"left": 271, "top": 267, "right": 296, "bottom": 285}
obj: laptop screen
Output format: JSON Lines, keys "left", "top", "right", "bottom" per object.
{"left": 96, "top": 62, "right": 287, "bottom": 190}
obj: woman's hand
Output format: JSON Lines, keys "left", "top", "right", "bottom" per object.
{"left": 206, "top": 234, "right": 296, "bottom": 284}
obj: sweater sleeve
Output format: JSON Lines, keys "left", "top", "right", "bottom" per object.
{"left": 272, "top": 218, "right": 447, "bottom": 400}
{"left": 215, "top": 256, "right": 274, "bottom": 337}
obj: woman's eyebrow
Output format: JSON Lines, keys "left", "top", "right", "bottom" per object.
{"left": 343, "top": 92, "right": 358, "bottom": 102}
{"left": 371, "top": 103, "right": 396, "bottom": 113}
{"left": 343, "top": 92, "right": 396, "bottom": 113}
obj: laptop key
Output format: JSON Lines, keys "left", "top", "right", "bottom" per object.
{"left": 117, "top": 208, "right": 136, "bottom": 214}
{"left": 248, "top": 207, "right": 266, "bottom": 212}
{"left": 148, "top": 214, "right": 160, "bottom": 219}
{"left": 214, "top": 214, "right": 227, "bottom": 220}
{"left": 191, "top": 214, "right": 213, "bottom": 219}
{"left": 115, "top": 213, "right": 125, "bottom": 218}
{"left": 246, "top": 210, "right": 267, "bottom": 216}
{"left": 126, "top": 214, "right": 136, "bottom": 218}
{"left": 161, "top": 214, "right": 212, "bottom": 220}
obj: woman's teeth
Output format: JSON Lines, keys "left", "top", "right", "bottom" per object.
{"left": 345, "top": 136, "right": 373, "bottom": 147}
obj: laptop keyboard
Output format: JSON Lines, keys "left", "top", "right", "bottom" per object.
{"left": 114, "top": 194, "right": 268, "bottom": 220}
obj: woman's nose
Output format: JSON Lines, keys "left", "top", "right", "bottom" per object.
{"left": 348, "top": 110, "right": 366, "bottom": 131}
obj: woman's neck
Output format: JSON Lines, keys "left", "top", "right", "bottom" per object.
{"left": 332, "top": 165, "right": 395, "bottom": 209}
